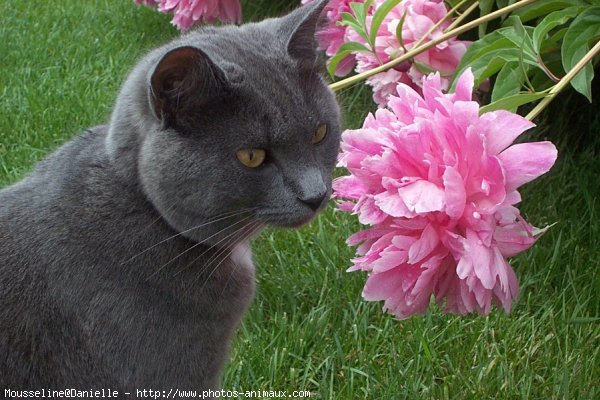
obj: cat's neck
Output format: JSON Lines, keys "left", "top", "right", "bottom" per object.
{"left": 105, "top": 52, "right": 160, "bottom": 184}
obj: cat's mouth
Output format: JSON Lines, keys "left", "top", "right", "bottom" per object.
{"left": 255, "top": 208, "right": 320, "bottom": 228}
{"left": 261, "top": 214, "right": 312, "bottom": 228}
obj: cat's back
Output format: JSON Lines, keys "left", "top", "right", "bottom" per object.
{"left": 0, "top": 124, "right": 169, "bottom": 313}
{"left": 0, "top": 125, "right": 111, "bottom": 211}
{"left": 0, "top": 125, "right": 124, "bottom": 276}
{"left": 0, "top": 126, "right": 126, "bottom": 387}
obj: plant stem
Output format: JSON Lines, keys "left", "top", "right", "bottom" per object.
{"left": 329, "top": 0, "right": 537, "bottom": 92}
{"left": 536, "top": 54, "right": 561, "bottom": 83}
{"left": 446, "top": 1, "right": 479, "bottom": 32}
{"left": 525, "top": 39, "right": 600, "bottom": 121}
{"left": 411, "top": 0, "right": 469, "bottom": 49}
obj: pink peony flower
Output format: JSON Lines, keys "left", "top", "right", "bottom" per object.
{"left": 352, "top": 0, "right": 469, "bottom": 106}
{"left": 135, "top": 0, "right": 242, "bottom": 30}
{"left": 333, "top": 69, "right": 557, "bottom": 319}
{"left": 303, "top": 0, "right": 469, "bottom": 105}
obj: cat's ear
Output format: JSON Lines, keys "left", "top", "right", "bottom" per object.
{"left": 149, "top": 46, "right": 228, "bottom": 126}
{"left": 282, "top": 0, "right": 328, "bottom": 67}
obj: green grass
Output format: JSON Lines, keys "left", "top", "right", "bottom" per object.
{"left": 1, "top": 1, "right": 598, "bottom": 398}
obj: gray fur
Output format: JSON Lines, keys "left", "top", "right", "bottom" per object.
{"left": 0, "top": 0, "right": 340, "bottom": 393}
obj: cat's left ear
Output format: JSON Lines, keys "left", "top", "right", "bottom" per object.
{"left": 282, "top": 0, "right": 328, "bottom": 68}
{"left": 149, "top": 46, "right": 229, "bottom": 127}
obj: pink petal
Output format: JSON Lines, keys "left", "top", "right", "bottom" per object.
{"left": 372, "top": 249, "right": 408, "bottom": 272}
{"left": 374, "top": 190, "right": 414, "bottom": 218}
{"left": 492, "top": 251, "right": 519, "bottom": 312}
{"left": 333, "top": 54, "right": 357, "bottom": 76}
{"left": 408, "top": 224, "right": 439, "bottom": 264}
{"left": 219, "top": 0, "right": 242, "bottom": 23}
{"left": 397, "top": 180, "right": 445, "bottom": 214}
{"left": 478, "top": 111, "right": 536, "bottom": 155}
{"left": 450, "top": 101, "right": 480, "bottom": 131}
{"left": 452, "top": 68, "right": 474, "bottom": 102}
{"left": 362, "top": 269, "right": 403, "bottom": 302}
{"left": 347, "top": 226, "right": 390, "bottom": 246}
{"left": 470, "top": 242, "right": 496, "bottom": 290}
{"left": 499, "top": 142, "right": 558, "bottom": 191}
{"left": 456, "top": 254, "right": 473, "bottom": 280}
{"left": 388, "top": 84, "right": 424, "bottom": 123}
{"left": 493, "top": 221, "right": 535, "bottom": 257}
{"left": 333, "top": 176, "right": 368, "bottom": 200}
{"left": 442, "top": 166, "right": 466, "bottom": 219}
{"left": 357, "top": 196, "right": 389, "bottom": 225}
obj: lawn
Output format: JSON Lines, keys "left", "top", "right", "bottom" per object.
{"left": 1, "top": 0, "right": 598, "bottom": 398}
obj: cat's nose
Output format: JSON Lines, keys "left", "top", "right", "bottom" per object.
{"left": 299, "top": 192, "right": 327, "bottom": 211}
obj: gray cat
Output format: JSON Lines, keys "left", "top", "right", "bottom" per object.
{"left": 0, "top": 0, "right": 340, "bottom": 393}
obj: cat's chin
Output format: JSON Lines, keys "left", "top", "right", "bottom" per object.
{"left": 256, "top": 202, "right": 328, "bottom": 228}
{"left": 261, "top": 213, "right": 318, "bottom": 229}
{"left": 277, "top": 218, "right": 314, "bottom": 229}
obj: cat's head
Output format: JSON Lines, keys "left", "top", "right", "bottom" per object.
{"left": 106, "top": 0, "right": 341, "bottom": 244}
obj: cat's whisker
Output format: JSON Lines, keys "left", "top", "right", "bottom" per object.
{"left": 203, "top": 223, "right": 261, "bottom": 290}
{"left": 122, "top": 207, "right": 258, "bottom": 265}
{"left": 172, "top": 217, "right": 256, "bottom": 277}
{"left": 195, "top": 221, "right": 261, "bottom": 293}
{"left": 146, "top": 214, "right": 255, "bottom": 280}
{"left": 186, "top": 220, "right": 258, "bottom": 287}
{"left": 139, "top": 202, "right": 177, "bottom": 235}
{"left": 198, "top": 222, "right": 252, "bottom": 276}
{"left": 218, "top": 222, "right": 262, "bottom": 297}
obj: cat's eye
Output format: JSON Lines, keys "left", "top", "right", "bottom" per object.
{"left": 312, "top": 124, "right": 327, "bottom": 144}
{"left": 236, "top": 148, "right": 266, "bottom": 168}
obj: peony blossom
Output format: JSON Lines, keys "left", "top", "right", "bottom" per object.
{"left": 351, "top": 0, "right": 469, "bottom": 105}
{"left": 135, "top": 0, "right": 242, "bottom": 30}
{"left": 303, "top": 0, "right": 469, "bottom": 105}
{"left": 333, "top": 69, "right": 557, "bottom": 319}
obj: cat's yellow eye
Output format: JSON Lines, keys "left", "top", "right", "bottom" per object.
{"left": 312, "top": 124, "right": 327, "bottom": 144}
{"left": 236, "top": 148, "right": 266, "bottom": 168}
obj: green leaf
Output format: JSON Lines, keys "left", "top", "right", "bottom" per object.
{"left": 561, "top": 6, "right": 600, "bottom": 102}
{"left": 339, "top": 12, "right": 370, "bottom": 44}
{"left": 478, "top": 0, "right": 495, "bottom": 38}
{"left": 350, "top": 0, "right": 371, "bottom": 26}
{"left": 453, "top": 30, "right": 506, "bottom": 72}
{"left": 327, "top": 41, "right": 371, "bottom": 77}
{"left": 444, "top": 0, "right": 465, "bottom": 7}
{"left": 395, "top": 10, "right": 408, "bottom": 51}
{"left": 350, "top": 1, "right": 371, "bottom": 23}
{"left": 339, "top": 1, "right": 374, "bottom": 49}
{"left": 543, "top": 27, "right": 568, "bottom": 53}
{"left": 513, "top": 0, "right": 585, "bottom": 23}
{"left": 491, "top": 62, "right": 524, "bottom": 105}
{"left": 530, "top": 68, "right": 559, "bottom": 92}
{"left": 501, "top": 16, "right": 536, "bottom": 57}
{"left": 451, "top": 28, "right": 538, "bottom": 89}
{"left": 532, "top": 7, "right": 583, "bottom": 53}
{"left": 369, "top": 0, "right": 403, "bottom": 46}
{"left": 413, "top": 61, "right": 452, "bottom": 76}
{"left": 479, "top": 91, "right": 548, "bottom": 114}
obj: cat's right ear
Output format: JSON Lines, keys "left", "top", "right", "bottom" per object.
{"left": 281, "top": 0, "right": 328, "bottom": 69}
{"left": 149, "top": 46, "right": 228, "bottom": 127}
